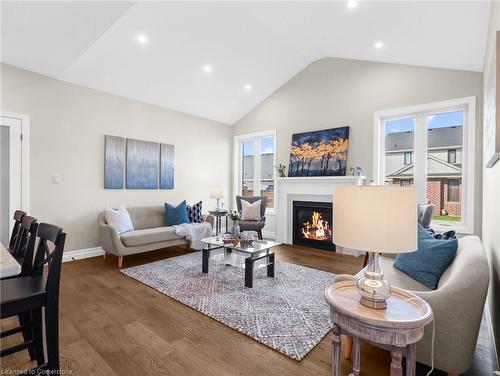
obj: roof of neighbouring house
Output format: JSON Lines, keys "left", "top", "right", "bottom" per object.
{"left": 385, "top": 126, "right": 462, "bottom": 151}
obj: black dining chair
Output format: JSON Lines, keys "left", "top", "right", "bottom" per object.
{"left": 1, "top": 216, "right": 39, "bottom": 361}
{"left": 0, "top": 223, "right": 66, "bottom": 373}
{"left": 11, "top": 215, "right": 37, "bottom": 263}
{"left": 8, "top": 210, "right": 26, "bottom": 253}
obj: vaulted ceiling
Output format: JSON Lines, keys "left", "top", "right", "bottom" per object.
{"left": 1, "top": 1, "right": 491, "bottom": 124}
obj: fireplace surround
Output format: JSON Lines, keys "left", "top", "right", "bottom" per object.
{"left": 274, "top": 176, "right": 365, "bottom": 256}
{"left": 293, "top": 201, "right": 335, "bottom": 251}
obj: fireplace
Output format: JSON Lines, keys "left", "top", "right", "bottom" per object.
{"left": 292, "top": 201, "right": 335, "bottom": 251}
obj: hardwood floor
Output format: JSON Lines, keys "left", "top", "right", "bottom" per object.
{"left": 0, "top": 245, "right": 495, "bottom": 375}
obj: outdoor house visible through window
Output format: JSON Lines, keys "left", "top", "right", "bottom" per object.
{"left": 404, "top": 152, "right": 413, "bottom": 165}
{"left": 448, "top": 149, "right": 457, "bottom": 164}
{"left": 235, "top": 130, "right": 276, "bottom": 210}
{"left": 448, "top": 179, "right": 460, "bottom": 203}
{"left": 374, "top": 97, "right": 475, "bottom": 234}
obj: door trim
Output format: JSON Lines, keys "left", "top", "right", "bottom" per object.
{"left": 0, "top": 111, "right": 30, "bottom": 213}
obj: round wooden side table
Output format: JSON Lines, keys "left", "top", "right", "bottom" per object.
{"left": 324, "top": 276, "right": 433, "bottom": 376}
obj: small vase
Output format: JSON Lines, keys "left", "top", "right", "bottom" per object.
{"left": 231, "top": 220, "right": 241, "bottom": 236}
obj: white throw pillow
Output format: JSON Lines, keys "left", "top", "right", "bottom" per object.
{"left": 241, "top": 199, "right": 261, "bottom": 221}
{"left": 105, "top": 205, "right": 134, "bottom": 233}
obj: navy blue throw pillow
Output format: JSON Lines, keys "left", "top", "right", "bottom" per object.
{"left": 186, "top": 201, "right": 203, "bottom": 223}
{"left": 394, "top": 226, "right": 458, "bottom": 290}
{"left": 164, "top": 200, "right": 190, "bottom": 226}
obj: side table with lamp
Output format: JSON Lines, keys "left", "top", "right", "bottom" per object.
{"left": 326, "top": 186, "right": 434, "bottom": 376}
{"left": 209, "top": 185, "right": 227, "bottom": 239}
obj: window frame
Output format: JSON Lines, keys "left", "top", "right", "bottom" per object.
{"left": 373, "top": 97, "right": 476, "bottom": 234}
{"left": 448, "top": 149, "right": 457, "bottom": 164}
{"left": 404, "top": 151, "right": 413, "bottom": 165}
{"left": 234, "top": 129, "right": 277, "bottom": 214}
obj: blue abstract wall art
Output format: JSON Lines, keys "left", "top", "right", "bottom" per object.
{"left": 160, "top": 143, "right": 175, "bottom": 189}
{"left": 104, "top": 135, "right": 125, "bottom": 189}
{"left": 126, "top": 138, "right": 160, "bottom": 189}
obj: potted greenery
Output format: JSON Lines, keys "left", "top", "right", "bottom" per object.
{"left": 228, "top": 210, "right": 241, "bottom": 236}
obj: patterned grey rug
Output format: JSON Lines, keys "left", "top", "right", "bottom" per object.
{"left": 120, "top": 251, "right": 335, "bottom": 361}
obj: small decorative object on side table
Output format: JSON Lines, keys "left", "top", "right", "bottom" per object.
{"left": 208, "top": 210, "right": 228, "bottom": 240}
{"left": 325, "top": 276, "right": 433, "bottom": 376}
{"left": 228, "top": 210, "right": 241, "bottom": 236}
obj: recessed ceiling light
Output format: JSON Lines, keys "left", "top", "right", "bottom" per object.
{"left": 203, "top": 65, "right": 212, "bottom": 73}
{"left": 346, "top": 0, "right": 358, "bottom": 9}
{"left": 374, "top": 41, "right": 384, "bottom": 49}
{"left": 136, "top": 34, "right": 148, "bottom": 44}
{"left": 244, "top": 84, "right": 252, "bottom": 92}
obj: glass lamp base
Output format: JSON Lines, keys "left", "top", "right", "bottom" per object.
{"left": 357, "top": 252, "right": 391, "bottom": 310}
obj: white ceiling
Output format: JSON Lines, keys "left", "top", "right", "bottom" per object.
{"left": 1, "top": 1, "right": 491, "bottom": 124}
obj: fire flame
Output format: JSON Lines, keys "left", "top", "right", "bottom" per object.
{"left": 301, "top": 211, "right": 332, "bottom": 241}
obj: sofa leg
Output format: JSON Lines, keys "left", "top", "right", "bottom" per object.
{"left": 257, "top": 230, "right": 263, "bottom": 240}
{"left": 186, "top": 242, "right": 191, "bottom": 251}
{"left": 103, "top": 252, "right": 106, "bottom": 260}
{"left": 447, "top": 374, "right": 459, "bottom": 376}
{"left": 117, "top": 256, "right": 123, "bottom": 268}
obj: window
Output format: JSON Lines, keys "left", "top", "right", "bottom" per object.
{"left": 448, "top": 149, "right": 457, "bottom": 164}
{"left": 242, "top": 140, "right": 254, "bottom": 197}
{"left": 401, "top": 180, "right": 411, "bottom": 187}
{"left": 384, "top": 117, "right": 415, "bottom": 186}
{"left": 448, "top": 179, "right": 460, "bottom": 202}
{"left": 404, "top": 152, "right": 413, "bottom": 165}
{"left": 234, "top": 130, "right": 276, "bottom": 210}
{"left": 374, "top": 97, "right": 475, "bottom": 234}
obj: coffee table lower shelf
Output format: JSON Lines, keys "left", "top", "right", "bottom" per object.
{"left": 201, "top": 246, "right": 276, "bottom": 288}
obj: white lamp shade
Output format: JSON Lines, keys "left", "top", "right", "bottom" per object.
{"left": 209, "top": 185, "right": 225, "bottom": 199}
{"left": 333, "top": 186, "right": 417, "bottom": 253}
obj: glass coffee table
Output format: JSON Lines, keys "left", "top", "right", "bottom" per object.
{"left": 200, "top": 236, "right": 281, "bottom": 288}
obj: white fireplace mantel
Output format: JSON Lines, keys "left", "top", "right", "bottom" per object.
{"left": 275, "top": 176, "right": 366, "bottom": 253}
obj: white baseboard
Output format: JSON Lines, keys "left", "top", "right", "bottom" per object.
{"left": 337, "top": 246, "right": 364, "bottom": 257}
{"left": 62, "top": 246, "right": 104, "bottom": 263}
{"left": 262, "top": 231, "right": 276, "bottom": 240}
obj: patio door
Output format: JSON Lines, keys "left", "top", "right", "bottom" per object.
{"left": 0, "top": 115, "right": 25, "bottom": 246}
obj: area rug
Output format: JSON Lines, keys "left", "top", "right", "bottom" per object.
{"left": 120, "top": 251, "right": 335, "bottom": 361}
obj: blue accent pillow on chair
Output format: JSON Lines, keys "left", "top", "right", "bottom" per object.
{"left": 164, "top": 200, "right": 190, "bottom": 226}
{"left": 394, "top": 225, "right": 458, "bottom": 290}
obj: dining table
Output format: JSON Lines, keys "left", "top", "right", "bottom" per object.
{"left": 0, "top": 243, "right": 21, "bottom": 278}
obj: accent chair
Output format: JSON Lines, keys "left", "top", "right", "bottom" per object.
{"left": 236, "top": 195, "right": 267, "bottom": 240}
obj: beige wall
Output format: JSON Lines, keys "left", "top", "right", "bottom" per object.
{"left": 483, "top": 1, "right": 500, "bottom": 363}
{"left": 0, "top": 63, "right": 232, "bottom": 251}
{"left": 233, "top": 57, "right": 483, "bottom": 235}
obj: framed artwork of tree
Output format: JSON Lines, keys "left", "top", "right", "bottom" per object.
{"left": 288, "top": 126, "right": 350, "bottom": 177}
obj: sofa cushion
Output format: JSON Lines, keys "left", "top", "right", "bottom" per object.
{"left": 239, "top": 220, "right": 265, "bottom": 231}
{"left": 379, "top": 256, "right": 432, "bottom": 292}
{"left": 394, "top": 237, "right": 458, "bottom": 290}
{"left": 164, "top": 201, "right": 190, "bottom": 226}
{"left": 120, "top": 226, "right": 183, "bottom": 247}
{"left": 105, "top": 205, "right": 134, "bottom": 233}
{"left": 187, "top": 201, "right": 203, "bottom": 223}
{"left": 126, "top": 206, "right": 165, "bottom": 230}
{"left": 241, "top": 199, "right": 262, "bottom": 221}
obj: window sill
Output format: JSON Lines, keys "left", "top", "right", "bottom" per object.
{"left": 431, "top": 222, "right": 473, "bottom": 235}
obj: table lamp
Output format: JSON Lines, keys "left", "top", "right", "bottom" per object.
{"left": 209, "top": 185, "right": 224, "bottom": 211}
{"left": 333, "top": 186, "right": 417, "bottom": 309}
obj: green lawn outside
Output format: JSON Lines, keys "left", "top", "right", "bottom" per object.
{"left": 432, "top": 215, "right": 461, "bottom": 222}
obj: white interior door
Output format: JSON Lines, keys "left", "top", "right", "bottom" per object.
{"left": 0, "top": 116, "right": 23, "bottom": 246}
